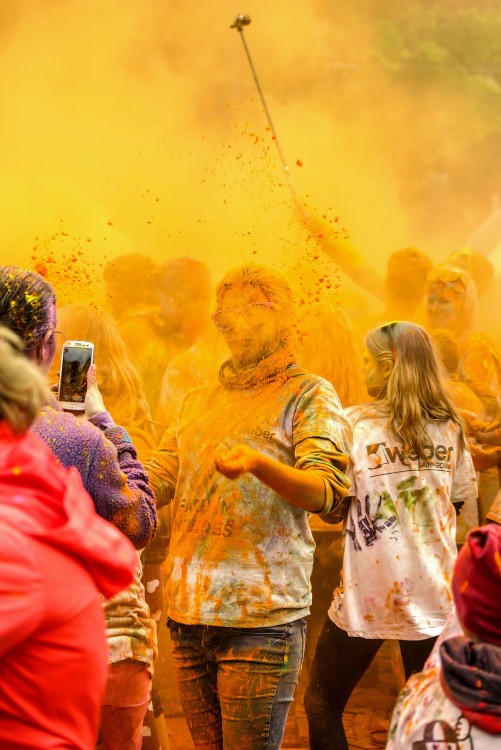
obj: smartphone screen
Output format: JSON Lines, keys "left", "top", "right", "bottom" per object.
{"left": 58, "top": 341, "right": 94, "bottom": 409}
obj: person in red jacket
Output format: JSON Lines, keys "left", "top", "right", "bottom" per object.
{"left": 0, "top": 326, "right": 138, "bottom": 750}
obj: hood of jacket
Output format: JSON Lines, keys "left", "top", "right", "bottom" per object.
{"left": 440, "top": 635, "right": 501, "bottom": 733}
{"left": 0, "top": 422, "right": 136, "bottom": 598}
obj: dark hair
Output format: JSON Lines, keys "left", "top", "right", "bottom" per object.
{"left": 0, "top": 266, "right": 56, "bottom": 356}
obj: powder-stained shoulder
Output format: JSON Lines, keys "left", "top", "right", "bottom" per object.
{"left": 32, "top": 402, "right": 156, "bottom": 549}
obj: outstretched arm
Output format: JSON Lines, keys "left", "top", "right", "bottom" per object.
{"left": 215, "top": 444, "right": 327, "bottom": 512}
{"left": 215, "top": 437, "right": 350, "bottom": 514}
{"left": 294, "top": 202, "right": 386, "bottom": 302}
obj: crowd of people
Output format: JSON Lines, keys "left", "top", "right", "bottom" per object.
{"left": 0, "top": 248, "right": 500, "bottom": 750}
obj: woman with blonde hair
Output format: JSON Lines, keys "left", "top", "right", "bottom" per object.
{"left": 55, "top": 304, "right": 156, "bottom": 456}
{"left": 304, "top": 321, "right": 478, "bottom": 750}
{"left": 147, "top": 264, "right": 352, "bottom": 750}
{"left": 52, "top": 308, "right": 161, "bottom": 750}
{"left": 0, "top": 325, "right": 137, "bottom": 750}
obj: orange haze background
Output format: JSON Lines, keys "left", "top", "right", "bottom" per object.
{"left": 1, "top": 0, "right": 498, "bottom": 307}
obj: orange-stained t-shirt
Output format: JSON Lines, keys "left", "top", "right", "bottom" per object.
{"left": 147, "top": 366, "right": 351, "bottom": 628}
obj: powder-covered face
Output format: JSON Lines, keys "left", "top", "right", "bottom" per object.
{"left": 216, "top": 285, "right": 283, "bottom": 369}
{"left": 426, "top": 280, "right": 465, "bottom": 331}
{"left": 157, "top": 285, "right": 180, "bottom": 332}
{"left": 362, "top": 349, "right": 392, "bottom": 397}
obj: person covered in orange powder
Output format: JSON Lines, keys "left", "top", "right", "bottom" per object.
{"left": 153, "top": 258, "right": 227, "bottom": 431}
{"left": 369, "top": 246, "right": 433, "bottom": 328}
{"left": 146, "top": 264, "right": 351, "bottom": 750}
{"left": 0, "top": 325, "right": 137, "bottom": 750}
{"left": 428, "top": 327, "right": 489, "bottom": 543}
{"left": 105, "top": 255, "right": 213, "bottom": 424}
{"left": 426, "top": 265, "right": 501, "bottom": 420}
{"left": 104, "top": 254, "right": 217, "bottom": 727}
{"left": 104, "top": 253, "right": 158, "bottom": 325}
{"left": 426, "top": 266, "right": 501, "bottom": 521}
{"left": 280, "top": 303, "right": 368, "bottom": 746}
{"left": 295, "top": 203, "right": 433, "bottom": 327}
{"left": 104, "top": 253, "right": 165, "bottom": 420}
{"left": 151, "top": 258, "right": 215, "bottom": 426}
{"left": 430, "top": 328, "right": 485, "bottom": 417}
{"left": 430, "top": 327, "right": 501, "bottom": 472}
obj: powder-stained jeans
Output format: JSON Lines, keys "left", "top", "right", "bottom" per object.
{"left": 167, "top": 617, "right": 307, "bottom": 750}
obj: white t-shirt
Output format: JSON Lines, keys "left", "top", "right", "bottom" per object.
{"left": 328, "top": 407, "right": 477, "bottom": 639}
{"left": 387, "top": 659, "right": 499, "bottom": 750}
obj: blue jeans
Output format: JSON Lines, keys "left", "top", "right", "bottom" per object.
{"left": 167, "top": 617, "right": 307, "bottom": 750}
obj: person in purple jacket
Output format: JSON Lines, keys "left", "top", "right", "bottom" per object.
{"left": 0, "top": 266, "right": 158, "bottom": 749}
{"left": 0, "top": 265, "right": 157, "bottom": 549}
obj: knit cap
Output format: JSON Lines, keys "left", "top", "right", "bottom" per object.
{"left": 452, "top": 525, "right": 501, "bottom": 646}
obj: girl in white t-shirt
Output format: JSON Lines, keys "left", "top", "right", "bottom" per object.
{"left": 304, "top": 321, "right": 477, "bottom": 750}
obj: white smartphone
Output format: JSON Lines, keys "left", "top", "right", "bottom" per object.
{"left": 57, "top": 340, "right": 95, "bottom": 411}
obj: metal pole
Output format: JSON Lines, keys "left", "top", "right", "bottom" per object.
{"left": 231, "top": 14, "right": 296, "bottom": 198}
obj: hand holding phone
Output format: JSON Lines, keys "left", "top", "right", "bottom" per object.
{"left": 84, "top": 364, "right": 106, "bottom": 418}
{"left": 58, "top": 341, "right": 94, "bottom": 411}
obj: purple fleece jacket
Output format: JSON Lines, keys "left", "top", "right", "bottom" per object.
{"left": 32, "top": 401, "right": 157, "bottom": 549}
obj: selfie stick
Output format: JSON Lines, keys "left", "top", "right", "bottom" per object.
{"left": 230, "top": 14, "right": 297, "bottom": 200}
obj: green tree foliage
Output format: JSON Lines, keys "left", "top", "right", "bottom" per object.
{"left": 370, "top": 1, "right": 501, "bottom": 241}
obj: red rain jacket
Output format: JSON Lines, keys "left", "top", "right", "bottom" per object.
{"left": 0, "top": 422, "right": 137, "bottom": 749}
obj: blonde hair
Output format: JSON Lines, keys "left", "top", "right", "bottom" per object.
{"left": 366, "top": 321, "right": 466, "bottom": 460}
{"left": 0, "top": 326, "right": 49, "bottom": 433}
{"left": 57, "top": 305, "right": 155, "bottom": 441}
{"left": 297, "top": 304, "right": 367, "bottom": 406}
